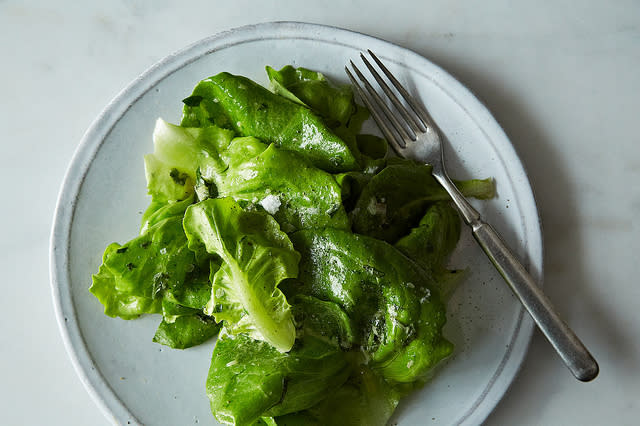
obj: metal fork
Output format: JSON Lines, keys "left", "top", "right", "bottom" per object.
{"left": 346, "top": 50, "right": 598, "bottom": 382}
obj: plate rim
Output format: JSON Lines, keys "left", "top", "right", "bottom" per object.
{"left": 50, "top": 21, "right": 543, "bottom": 426}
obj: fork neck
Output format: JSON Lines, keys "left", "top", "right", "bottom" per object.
{"left": 432, "top": 171, "right": 481, "bottom": 226}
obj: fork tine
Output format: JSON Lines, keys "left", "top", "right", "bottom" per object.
{"left": 349, "top": 61, "right": 415, "bottom": 144}
{"left": 360, "top": 53, "right": 427, "bottom": 133}
{"left": 367, "top": 49, "right": 436, "bottom": 130}
{"left": 344, "top": 66, "right": 405, "bottom": 154}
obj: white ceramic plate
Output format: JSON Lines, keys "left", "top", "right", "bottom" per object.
{"left": 50, "top": 22, "right": 542, "bottom": 426}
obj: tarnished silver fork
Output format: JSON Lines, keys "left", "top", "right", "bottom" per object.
{"left": 346, "top": 51, "right": 598, "bottom": 382}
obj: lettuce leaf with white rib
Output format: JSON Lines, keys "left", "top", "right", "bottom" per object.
{"left": 144, "top": 118, "right": 234, "bottom": 203}
{"left": 183, "top": 197, "right": 299, "bottom": 352}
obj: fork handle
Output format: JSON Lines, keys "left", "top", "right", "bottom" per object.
{"left": 472, "top": 221, "right": 599, "bottom": 381}
{"left": 435, "top": 174, "right": 599, "bottom": 381}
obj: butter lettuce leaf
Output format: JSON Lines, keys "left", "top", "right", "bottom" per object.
{"left": 289, "top": 228, "right": 452, "bottom": 381}
{"left": 144, "top": 118, "right": 235, "bottom": 202}
{"left": 290, "top": 294, "right": 356, "bottom": 350}
{"left": 355, "top": 133, "right": 388, "bottom": 160}
{"left": 394, "top": 201, "right": 461, "bottom": 272}
{"left": 265, "top": 65, "right": 375, "bottom": 167}
{"left": 90, "top": 215, "right": 206, "bottom": 320}
{"left": 90, "top": 243, "right": 162, "bottom": 320}
{"left": 153, "top": 311, "right": 220, "bottom": 350}
{"left": 207, "top": 331, "right": 350, "bottom": 425}
{"left": 274, "top": 367, "right": 402, "bottom": 426}
{"left": 153, "top": 278, "right": 220, "bottom": 349}
{"left": 140, "top": 195, "right": 194, "bottom": 234}
{"left": 180, "top": 72, "right": 360, "bottom": 172}
{"left": 372, "top": 297, "right": 453, "bottom": 383}
{"left": 266, "top": 65, "right": 356, "bottom": 127}
{"left": 395, "top": 201, "right": 468, "bottom": 301}
{"left": 351, "top": 158, "right": 494, "bottom": 242}
{"left": 212, "top": 137, "right": 349, "bottom": 232}
{"left": 183, "top": 198, "right": 299, "bottom": 352}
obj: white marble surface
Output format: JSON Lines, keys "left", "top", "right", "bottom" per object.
{"left": 1, "top": 1, "right": 638, "bottom": 425}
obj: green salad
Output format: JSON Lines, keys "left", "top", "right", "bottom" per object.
{"left": 90, "top": 65, "right": 495, "bottom": 425}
